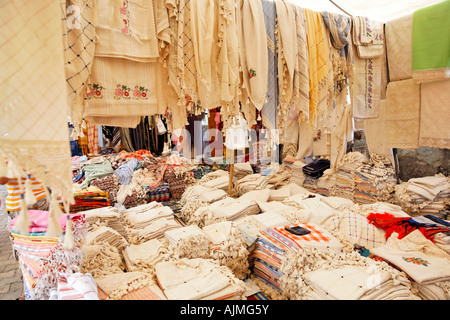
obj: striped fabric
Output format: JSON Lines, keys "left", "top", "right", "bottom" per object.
{"left": 6, "top": 176, "right": 47, "bottom": 212}
{"left": 57, "top": 273, "right": 99, "bottom": 300}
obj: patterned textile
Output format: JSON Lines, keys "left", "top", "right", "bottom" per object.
{"left": 261, "top": 0, "right": 279, "bottom": 130}
{"left": 419, "top": 79, "right": 450, "bottom": 149}
{"left": 385, "top": 79, "right": 421, "bottom": 149}
{"left": 411, "top": 1, "right": 450, "bottom": 83}
{"left": 56, "top": 273, "right": 98, "bottom": 300}
{"left": 145, "top": 182, "right": 170, "bottom": 202}
{"left": 87, "top": 121, "right": 99, "bottom": 154}
{"left": 261, "top": 223, "right": 343, "bottom": 253}
{"left": 385, "top": 14, "right": 413, "bottom": 81}
{"left": 0, "top": 0, "right": 73, "bottom": 206}
{"left": 352, "top": 16, "right": 384, "bottom": 58}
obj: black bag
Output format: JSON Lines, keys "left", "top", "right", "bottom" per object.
{"left": 302, "top": 159, "right": 330, "bottom": 178}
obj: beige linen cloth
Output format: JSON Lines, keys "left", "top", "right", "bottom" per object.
{"left": 419, "top": 79, "right": 450, "bottom": 149}
{"left": 0, "top": 0, "right": 73, "bottom": 205}
{"left": 385, "top": 79, "right": 421, "bottom": 149}
{"left": 385, "top": 14, "right": 413, "bottom": 81}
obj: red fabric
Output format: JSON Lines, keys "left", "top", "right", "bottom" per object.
{"left": 367, "top": 212, "right": 448, "bottom": 242}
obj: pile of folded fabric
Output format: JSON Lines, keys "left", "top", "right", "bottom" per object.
{"left": 334, "top": 152, "right": 368, "bottom": 200}
{"left": 316, "top": 169, "right": 336, "bottom": 196}
{"left": 116, "top": 181, "right": 147, "bottom": 209}
{"left": 202, "top": 221, "right": 250, "bottom": 279}
{"left": 302, "top": 265, "right": 417, "bottom": 300}
{"left": 190, "top": 164, "right": 212, "bottom": 180}
{"left": 234, "top": 174, "right": 270, "bottom": 196}
{"left": 80, "top": 242, "right": 126, "bottom": 278}
{"left": 68, "top": 186, "right": 110, "bottom": 213}
{"left": 122, "top": 238, "right": 173, "bottom": 276}
{"left": 394, "top": 174, "right": 450, "bottom": 216}
{"left": 370, "top": 230, "right": 450, "bottom": 300}
{"left": 95, "top": 271, "right": 166, "bottom": 300}
{"left": 207, "top": 198, "right": 260, "bottom": 225}
{"left": 164, "top": 225, "right": 210, "bottom": 259}
{"left": 290, "top": 161, "right": 306, "bottom": 187}
{"left": 144, "top": 182, "right": 170, "bottom": 202}
{"left": 129, "top": 216, "right": 182, "bottom": 245}
{"left": 154, "top": 258, "right": 246, "bottom": 300}
{"left": 89, "top": 174, "right": 119, "bottom": 205}
{"left": 164, "top": 167, "right": 193, "bottom": 199}
{"left": 122, "top": 202, "right": 174, "bottom": 229}
{"left": 303, "top": 174, "right": 319, "bottom": 192}
{"left": 353, "top": 155, "right": 397, "bottom": 204}
{"left": 84, "top": 225, "right": 129, "bottom": 251}
{"left": 82, "top": 206, "right": 127, "bottom": 239}
{"left": 234, "top": 162, "right": 254, "bottom": 180}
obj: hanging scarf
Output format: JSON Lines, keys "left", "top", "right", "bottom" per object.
{"left": 261, "top": 0, "right": 279, "bottom": 130}
{"left": 304, "top": 9, "right": 329, "bottom": 125}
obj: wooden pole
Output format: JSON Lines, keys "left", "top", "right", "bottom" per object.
{"left": 228, "top": 149, "right": 235, "bottom": 196}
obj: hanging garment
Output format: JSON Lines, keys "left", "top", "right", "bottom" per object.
{"left": 87, "top": 121, "right": 99, "bottom": 154}
{"left": 304, "top": 9, "right": 329, "bottom": 124}
{"left": 411, "top": 1, "right": 450, "bottom": 83}
{"left": 385, "top": 14, "right": 413, "bottom": 81}
{"left": 0, "top": 0, "right": 73, "bottom": 205}
{"left": 385, "top": 79, "right": 421, "bottom": 149}
{"left": 60, "top": 0, "right": 97, "bottom": 126}
{"left": 419, "top": 79, "right": 450, "bottom": 149}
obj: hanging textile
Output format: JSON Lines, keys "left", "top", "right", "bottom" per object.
{"left": 352, "top": 16, "right": 384, "bottom": 59}
{"left": 87, "top": 121, "right": 99, "bottom": 154}
{"left": 385, "top": 14, "right": 413, "bottom": 81}
{"left": 94, "top": 0, "right": 168, "bottom": 62}
{"left": 364, "top": 100, "right": 393, "bottom": 163}
{"left": 419, "top": 79, "right": 450, "bottom": 149}
{"left": 237, "top": 0, "right": 269, "bottom": 113}
{"left": 275, "top": 0, "right": 297, "bottom": 133}
{"left": 385, "top": 79, "right": 421, "bottom": 150}
{"left": 304, "top": 9, "right": 329, "bottom": 125}
{"left": 85, "top": 56, "right": 170, "bottom": 121}
{"left": 292, "top": 5, "right": 310, "bottom": 122}
{"left": 261, "top": 0, "right": 279, "bottom": 131}
{"left": 411, "top": 1, "right": 450, "bottom": 83}
{"left": 0, "top": 0, "right": 73, "bottom": 206}
{"left": 60, "top": 0, "right": 97, "bottom": 126}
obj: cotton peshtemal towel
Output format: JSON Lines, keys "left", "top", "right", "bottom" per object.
{"left": 56, "top": 273, "right": 99, "bottom": 300}
{"left": 385, "top": 79, "right": 421, "bottom": 149}
{"left": 0, "top": 0, "right": 73, "bottom": 206}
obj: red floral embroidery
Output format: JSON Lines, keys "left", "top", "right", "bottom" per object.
{"left": 86, "top": 83, "right": 104, "bottom": 99}
{"left": 114, "top": 84, "right": 131, "bottom": 99}
{"left": 120, "top": 0, "right": 131, "bottom": 35}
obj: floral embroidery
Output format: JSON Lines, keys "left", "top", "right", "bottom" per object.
{"left": 313, "top": 129, "right": 322, "bottom": 142}
{"left": 120, "top": 0, "right": 131, "bottom": 35}
{"left": 365, "top": 58, "right": 374, "bottom": 108}
{"left": 132, "top": 85, "right": 149, "bottom": 100}
{"left": 249, "top": 68, "right": 256, "bottom": 79}
{"left": 402, "top": 257, "right": 430, "bottom": 267}
{"left": 86, "top": 84, "right": 105, "bottom": 99}
{"left": 114, "top": 84, "right": 131, "bottom": 99}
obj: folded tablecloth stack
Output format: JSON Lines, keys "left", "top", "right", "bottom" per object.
{"left": 370, "top": 230, "right": 450, "bottom": 299}
{"left": 316, "top": 170, "right": 336, "bottom": 196}
{"left": 123, "top": 203, "right": 174, "bottom": 229}
{"left": 234, "top": 162, "right": 254, "bottom": 180}
{"left": 81, "top": 206, "right": 127, "bottom": 239}
{"left": 164, "top": 225, "right": 210, "bottom": 259}
{"left": 290, "top": 161, "right": 306, "bottom": 187}
{"left": 84, "top": 225, "right": 129, "bottom": 251}
{"left": 302, "top": 265, "right": 415, "bottom": 300}
{"left": 155, "top": 258, "right": 246, "bottom": 300}
{"left": 234, "top": 174, "right": 270, "bottom": 196}
{"left": 202, "top": 221, "right": 250, "bottom": 279}
{"left": 89, "top": 174, "right": 119, "bottom": 205}
{"left": 144, "top": 182, "right": 170, "bottom": 202}
{"left": 394, "top": 174, "right": 450, "bottom": 216}
{"left": 131, "top": 215, "right": 182, "bottom": 244}
{"left": 122, "top": 238, "right": 172, "bottom": 276}
{"left": 69, "top": 186, "right": 110, "bottom": 213}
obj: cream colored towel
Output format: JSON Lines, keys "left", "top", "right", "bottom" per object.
{"left": 385, "top": 79, "right": 421, "bottom": 149}
{"left": 352, "top": 16, "right": 384, "bottom": 58}
{"left": 275, "top": 0, "right": 297, "bottom": 117}
{"left": 237, "top": 0, "right": 269, "bottom": 111}
{"left": 86, "top": 56, "right": 169, "bottom": 118}
{"left": 385, "top": 14, "right": 413, "bottom": 81}
{"left": 95, "top": 0, "right": 168, "bottom": 62}
{"left": 419, "top": 79, "right": 450, "bottom": 149}
{"left": 364, "top": 100, "right": 393, "bottom": 163}
{"left": 0, "top": 0, "right": 73, "bottom": 204}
